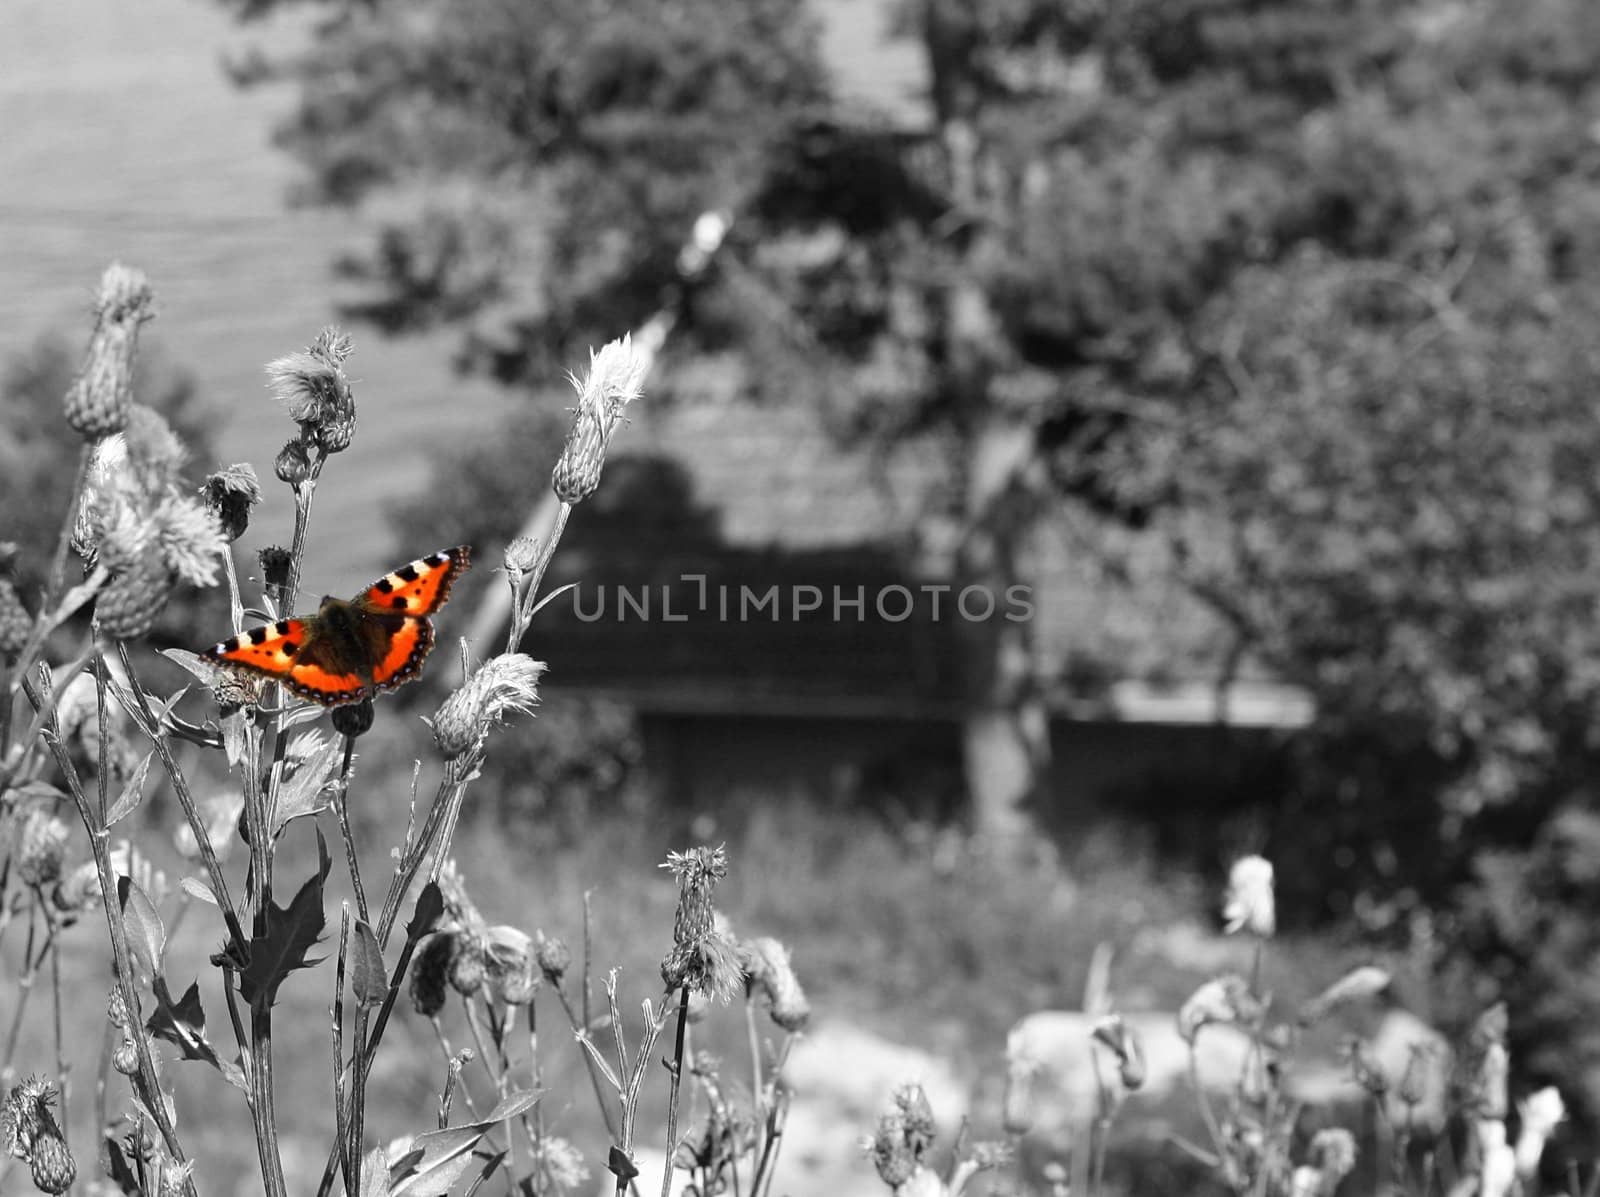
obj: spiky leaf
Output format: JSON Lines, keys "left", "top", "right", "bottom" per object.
{"left": 238, "top": 831, "right": 330, "bottom": 1011}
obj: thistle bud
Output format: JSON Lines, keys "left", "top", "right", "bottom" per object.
{"left": 64, "top": 264, "right": 153, "bottom": 440}
{"left": 535, "top": 932, "right": 572, "bottom": 983}
{"left": 108, "top": 986, "right": 130, "bottom": 1028}
{"left": 448, "top": 935, "right": 488, "bottom": 997}
{"left": 274, "top": 439, "right": 312, "bottom": 487}
{"left": 112, "top": 1035, "right": 140, "bottom": 1077}
{"left": 504, "top": 536, "right": 540, "bottom": 577}
{"left": 331, "top": 698, "right": 375, "bottom": 738}
{"left": 257, "top": 545, "right": 293, "bottom": 596}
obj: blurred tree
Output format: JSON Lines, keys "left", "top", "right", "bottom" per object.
{"left": 221, "top": 0, "right": 1600, "bottom": 900}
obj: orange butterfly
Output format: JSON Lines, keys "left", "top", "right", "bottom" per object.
{"left": 203, "top": 546, "right": 471, "bottom": 707}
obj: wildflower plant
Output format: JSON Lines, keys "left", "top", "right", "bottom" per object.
{"left": 0, "top": 264, "right": 814, "bottom": 1197}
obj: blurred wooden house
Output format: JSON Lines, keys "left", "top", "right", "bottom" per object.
{"left": 536, "top": 359, "right": 1311, "bottom": 825}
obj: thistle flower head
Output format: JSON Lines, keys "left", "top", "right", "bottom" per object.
{"left": 151, "top": 494, "right": 226, "bottom": 587}
{"left": 63, "top": 263, "right": 153, "bottom": 440}
{"left": 430, "top": 654, "right": 546, "bottom": 759}
{"left": 504, "top": 536, "right": 540, "bottom": 577}
{"left": 551, "top": 334, "right": 650, "bottom": 505}
{"left": 1, "top": 1076, "right": 61, "bottom": 1159}
{"left": 1223, "top": 854, "right": 1275, "bottom": 938}
{"left": 266, "top": 328, "right": 356, "bottom": 453}
{"left": 201, "top": 463, "right": 262, "bottom": 542}
{"left": 660, "top": 845, "right": 740, "bottom": 1001}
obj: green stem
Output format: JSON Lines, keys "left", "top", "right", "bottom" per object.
{"left": 659, "top": 986, "right": 692, "bottom": 1197}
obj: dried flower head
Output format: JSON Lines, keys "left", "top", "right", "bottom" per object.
{"left": 17, "top": 810, "right": 70, "bottom": 888}
{"left": 410, "top": 932, "right": 455, "bottom": 1018}
{"left": 894, "top": 1084, "right": 937, "bottom": 1158}
{"left": 741, "top": 936, "right": 810, "bottom": 1031}
{"left": 151, "top": 494, "right": 226, "bottom": 587}
{"left": 448, "top": 935, "right": 488, "bottom": 997}
{"left": 868, "top": 1108, "right": 916, "bottom": 1189}
{"left": 1178, "top": 974, "right": 1264, "bottom": 1044}
{"left": 266, "top": 328, "right": 356, "bottom": 453}
{"left": 1223, "top": 854, "right": 1275, "bottom": 937}
{"left": 551, "top": 334, "right": 650, "bottom": 504}
{"left": 63, "top": 263, "right": 153, "bottom": 440}
{"left": 661, "top": 846, "right": 741, "bottom": 1001}
{"left": 431, "top": 654, "right": 546, "bottom": 759}
{"left": 201, "top": 463, "right": 262, "bottom": 541}
{"left": 258, "top": 545, "right": 293, "bottom": 594}
{"left": 1, "top": 1076, "right": 62, "bottom": 1161}
{"left": 485, "top": 924, "right": 540, "bottom": 1005}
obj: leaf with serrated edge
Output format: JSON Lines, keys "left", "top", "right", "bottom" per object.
{"left": 118, "top": 875, "right": 166, "bottom": 979}
{"left": 106, "top": 750, "right": 155, "bottom": 827}
{"left": 238, "top": 831, "right": 330, "bottom": 1011}
{"left": 146, "top": 978, "right": 230, "bottom": 1078}
{"left": 388, "top": 1091, "right": 541, "bottom": 1197}
{"left": 350, "top": 918, "right": 387, "bottom": 1008}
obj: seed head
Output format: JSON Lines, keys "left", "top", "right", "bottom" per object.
{"left": 1223, "top": 855, "right": 1275, "bottom": 938}
{"left": 201, "top": 463, "right": 262, "bottom": 541}
{"left": 504, "top": 536, "right": 540, "bottom": 577}
{"left": 63, "top": 263, "right": 153, "bottom": 440}
{"left": 430, "top": 654, "right": 546, "bottom": 759}
{"left": 17, "top": 810, "right": 70, "bottom": 888}
{"left": 741, "top": 936, "right": 810, "bottom": 1032}
{"left": 410, "top": 932, "right": 455, "bottom": 1018}
{"left": 551, "top": 334, "right": 650, "bottom": 505}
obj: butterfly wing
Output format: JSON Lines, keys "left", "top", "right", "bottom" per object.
{"left": 357, "top": 546, "right": 471, "bottom": 618}
{"left": 203, "top": 618, "right": 368, "bottom": 706}
{"left": 202, "top": 546, "right": 470, "bottom": 707}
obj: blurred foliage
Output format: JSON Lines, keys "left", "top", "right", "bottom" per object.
{"left": 225, "top": 0, "right": 1600, "bottom": 1121}
{"left": 0, "top": 334, "right": 225, "bottom": 646}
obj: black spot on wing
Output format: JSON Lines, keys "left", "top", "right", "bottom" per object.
{"left": 248, "top": 627, "right": 269, "bottom": 646}
{"left": 276, "top": 620, "right": 292, "bottom": 635}
{"left": 391, "top": 597, "right": 408, "bottom": 610}
{"left": 374, "top": 578, "right": 395, "bottom": 595}
{"left": 396, "top": 564, "right": 420, "bottom": 583}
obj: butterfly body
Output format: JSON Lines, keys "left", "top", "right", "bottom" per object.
{"left": 204, "top": 546, "right": 470, "bottom": 707}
